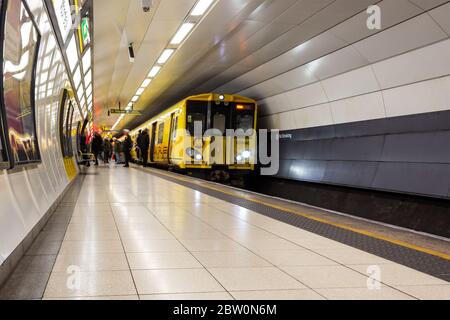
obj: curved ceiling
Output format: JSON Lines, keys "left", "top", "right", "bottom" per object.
{"left": 93, "top": 0, "right": 409, "bottom": 131}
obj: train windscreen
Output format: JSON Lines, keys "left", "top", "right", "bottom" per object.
{"left": 186, "top": 100, "right": 255, "bottom": 137}
{"left": 186, "top": 101, "right": 208, "bottom": 137}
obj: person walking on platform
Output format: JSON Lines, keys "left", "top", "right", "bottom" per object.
{"left": 140, "top": 128, "right": 150, "bottom": 167}
{"left": 113, "top": 138, "right": 121, "bottom": 164}
{"left": 92, "top": 132, "right": 104, "bottom": 166}
{"left": 123, "top": 132, "right": 133, "bottom": 168}
{"left": 136, "top": 129, "right": 143, "bottom": 163}
{"left": 80, "top": 133, "right": 90, "bottom": 167}
{"left": 103, "top": 138, "right": 112, "bottom": 164}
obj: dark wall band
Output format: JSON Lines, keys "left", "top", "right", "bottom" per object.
{"left": 265, "top": 109, "right": 450, "bottom": 200}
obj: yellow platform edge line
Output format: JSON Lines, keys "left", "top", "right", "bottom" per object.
{"left": 147, "top": 168, "right": 450, "bottom": 261}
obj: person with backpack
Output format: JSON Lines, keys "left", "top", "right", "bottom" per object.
{"left": 123, "top": 131, "right": 133, "bottom": 168}
{"left": 91, "top": 132, "right": 104, "bottom": 166}
{"left": 140, "top": 128, "right": 150, "bottom": 167}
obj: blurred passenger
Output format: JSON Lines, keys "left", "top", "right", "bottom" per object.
{"left": 103, "top": 138, "right": 112, "bottom": 164}
{"left": 92, "top": 132, "right": 104, "bottom": 166}
{"left": 113, "top": 138, "right": 121, "bottom": 164}
{"left": 141, "top": 128, "right": 150, "bottom": 167}
{"left": 123, "top": 132, "right": 133, "bottom": 168}
{"left": 80, "top": 133, "right": 90, "bottom": 167}
{"left": 136, "top": 129, "right": 143, "bottom": 162}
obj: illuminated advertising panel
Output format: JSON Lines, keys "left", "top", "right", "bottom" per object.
{"left": 2, "top": 0, "right": 41, "bottom": 166}
{"left": 0, "top": 0, "right": 9, "bottom": 168}
{"left": 52, "top": 0, "right": 72, "bottom": 43}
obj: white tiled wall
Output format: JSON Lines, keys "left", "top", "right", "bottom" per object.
{"left": 0, "top": 0, "right": 80, "bottom": 265}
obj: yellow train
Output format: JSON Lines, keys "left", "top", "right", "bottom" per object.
{"left": 128, "top": 93, "right": 258, "bottom": 182}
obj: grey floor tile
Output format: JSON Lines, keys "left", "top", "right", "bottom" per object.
{"left": 35, "top": 230, "right": 67, "bottom": 242}
{"left": 26, "top": 240, "right": 62, "bottom": 256}
{"left": 14, "top": 255, "right": 57, "bottom": 274}
{"left": 0, "top": 272, "right": 50, "bottom": 300}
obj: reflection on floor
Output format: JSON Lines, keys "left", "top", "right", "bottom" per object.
{"left": 1, "top": 165, "right": 449, "bottom": 300}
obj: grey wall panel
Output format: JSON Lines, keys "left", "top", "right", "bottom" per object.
{"left": 322, "top": 161, "right": 379, "bottom": 187}
{"left": 290, "top": 125, "right": 336, "bottom": 141}
{"left": 384, "top": 110, "right": 450, "bottom": 134}
{"left": 329, "top": 136, "right": 385, "bottom": 161}
{"left": 274, "top": 109, "right": 450, "bottom": 199}
{"left": 288, "top": 160, "right": 327, "bottom": 182}
{"left": 276, "top": 160, "right": 293, "bottom": 179}
{"left": 381, "top": 131, "right": 450, "bottom": 163}
{"left": 301, "top": 140, "right": 335, "bottom": 160}
{"left": 334, "top": 118, "right": 389, "bottom": 138}
{"left": 371, "top": 162, "right": 450, "bottom": 197}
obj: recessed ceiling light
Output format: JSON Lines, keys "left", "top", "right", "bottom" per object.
{"left": 141, "top": 79, "right": 152, "bottom": 87}
{"left": 158, "top": 49, "right": 175, "bottom": 64}
{"left": 136, "top": 88, "right": 145, "bottom": 96}
{"left": 131, "top": 95, "right": 139, "bottom": 102}
{"left": 148, "top": 66, "right": 161, "bottom": 78}
{"left": 191, "top": 0, "right": 214, "bottom": 16}
{"left": 170, "top": 23, "right": 195, "bottom": 45}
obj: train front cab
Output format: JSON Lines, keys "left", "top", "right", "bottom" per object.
{"left": 147, "top": 94, "right": 258, "bottom": 182}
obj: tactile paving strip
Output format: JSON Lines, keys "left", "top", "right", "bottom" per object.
{"left": 143, "top": 168, "right": 450, "bottom": 282}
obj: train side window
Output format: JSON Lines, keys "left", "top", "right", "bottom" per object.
{"left": 157, "top": 123, "right": 165, "bottom": 144}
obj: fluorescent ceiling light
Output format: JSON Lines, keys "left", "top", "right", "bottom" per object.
{"left": 131, "top": 95, "right": 139, "bottom": 102}
{"left": 136, "top": 88, "right": 145, "bottom": 96}
{"left": 191, "top": 0, "right": 214, "bottom": 16}
{"left": 170, "top": 23, "right": 195, "bottom": 45}
{"left": 141, "top": 78, "right": 152, "bottom": 87}
{"left": 148, "top": 66, "right": 161, "bottom": 78}
{"left": 158, "top": 49, "right": 174, "bottom": 64}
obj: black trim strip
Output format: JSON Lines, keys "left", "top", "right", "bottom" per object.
{"left": 0, "top": 0, "right": 11, "bottom": 170}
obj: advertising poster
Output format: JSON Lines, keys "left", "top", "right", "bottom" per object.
{"left": 0, "top": 0, "right": 8, "bottom": 168}
{"left": 2, "top": 0, "right": 41, "bottom": 165}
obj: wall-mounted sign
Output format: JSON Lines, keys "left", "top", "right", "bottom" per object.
{"left": 53, "top": 0, "right": 72, "bottom": 43}
{"left": 81, "top": 17, "right": 90, "bottom": 48}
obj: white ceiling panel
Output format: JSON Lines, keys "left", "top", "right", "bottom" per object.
{"left": 93, "top": 0, "right": 449, "bottom": 131}
{"left": 353, "top": 13, "right": 447, "bottom": 63}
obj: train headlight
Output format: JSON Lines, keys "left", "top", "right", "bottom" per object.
{"left": 186, "top": 147, "right": 202, "bottom": 160}
{"left": 236, "top": 151, "right": 251, "bottom": 162}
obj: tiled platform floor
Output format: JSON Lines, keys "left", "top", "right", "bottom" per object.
{"left": 1, "top": 165, "right": 449, "bottom": 300}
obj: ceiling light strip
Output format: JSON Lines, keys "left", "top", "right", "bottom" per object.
{"left": 116, "top": 0, "right": 217, "bottom": 131}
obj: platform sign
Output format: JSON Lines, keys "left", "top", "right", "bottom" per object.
{"left": 53, "top": 0, "right": 72, "bottom": 43}
{"left": 81, "top": 17, "right": 90, "bottom": 48}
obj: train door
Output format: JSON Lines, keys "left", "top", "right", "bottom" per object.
{"left": 211, "top": 103, "right": 231, "bottom": 165}
{"left": 168, "top": 113, "right": 178, "bottom": 164}
{"left": 150, "top": 122, "right": 157, "bottom": 162}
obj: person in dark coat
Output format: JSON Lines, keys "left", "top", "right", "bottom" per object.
{"left": 123, "top": 132, "right": 133, "bottom": 168}
{"left": 103, "top": 138, "right": 112, "bottom": 164}
{"left": 140, "top": 128, "right": 150, "bottom": 167}
{"left": 91, "top": 132, "right": 104, "bottom": 166}
{"left": 136, "top": 130, "right": 143, "bottom": 162}
{"left": 80, "top": 133, "right": 90, "bottom": 167}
